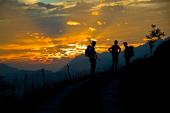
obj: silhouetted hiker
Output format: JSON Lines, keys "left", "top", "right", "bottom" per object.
{"left": 108, "top": 40, "right": 121, "bottom": 70}
{"left": 123, "top": 42, "right": 134, "bottom": 66}
{"left": 85, "top": 41, "right": 97, "bottom": 77}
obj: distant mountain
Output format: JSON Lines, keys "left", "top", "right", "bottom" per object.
{"left": 0, "top": 63, "right": 65, "bottom": 84}
{"left": 0, "top": 63, "right": 18, "bottom": 75}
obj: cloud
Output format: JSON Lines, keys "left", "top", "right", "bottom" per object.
{"left": 0, "top": 0, "right": 17, "bottom": 3}
{"left": 0, "top": 0, "right": 170, "bottom": 71}
{"left": 18, "top": 0, "right": 38, "bottom": 4}
{"left": 34, "top": 2, "right": 57, "bottom": 9}
{"left": 0, "top": 0, "right": 69, "bottom": 40}
{"left": 67, "top": 21, "right": 81, "bottom": 26}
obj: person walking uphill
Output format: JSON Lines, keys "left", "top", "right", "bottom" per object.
{"left": 85, "top": 41, "right": 97, "bottom": 78}
{"left": 123, "top": 42, "right": 134, "bottom": 66}
{"left": 108, "top": 40, "right": 121, "bottom": 70}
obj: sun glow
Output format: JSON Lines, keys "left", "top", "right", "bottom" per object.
{"left": 91, "top": 11, "right": 100, "bottom": 16}
{"left": 0, "top": 32, "right": 98, "bottom": 63}
{"left": 67, "top": 21, "right": 81, "bottom": 26}
{"left": 88, "top": 27, "right": 96, "bottom": 32}
{"left": 0, "top": 25, "right": 147, "bottom": 64}
{"left": 18, "top": 0, "right": 38, "bottom": 4}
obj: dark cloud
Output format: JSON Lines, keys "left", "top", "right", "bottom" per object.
{"left": 0, "top": 0, "right": 17, "bottom": 3}
{"left": 1, "top": 0, "right": 169, "bottom": 41}
{"left": 34, "top": 2, "right": 57, "bottom": 9}
{"left": 0, "top": 0, "right": 69, "bottom": 42}
{"left": 0, "top": 0, "right": 27, "bottom": 19}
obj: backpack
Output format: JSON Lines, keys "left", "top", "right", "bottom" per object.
{"left": 128, "top": 46, "right": 134, "bottom": 57}
{"left": 85, "top": 45, "right": 92, "bottom": 57}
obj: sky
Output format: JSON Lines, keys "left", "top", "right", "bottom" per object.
{"left": 0, "top": 0, "right": 170, "bottom": 71}
{"left": 18, "top": 0, "right": 98, "bottom": 4}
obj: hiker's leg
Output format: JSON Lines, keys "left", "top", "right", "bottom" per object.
{"left": 128, "top": 57, "right": 131, "bottom": 64}
{"left": 92, "top": 62, "right": 96, "bottom": 75}
{"left": 91, "top": 63, "right": 96, "bottom": 79}
{"left": 90, "top": 62, "right": 93, "bottom": 75}
{"left": 90, "top": 58, "right": 96, "bottom": 76}
{"left": 115, "top": 55, "right": 119, "bottom": 70}
{"left": 126, "top": 57, "right": 130, "bottom": 66}
{"left": 115, "top": 60, "right": 118, "bottom": 70}
{"left": 112, "top": 56, "right": 115, "bottom": 69}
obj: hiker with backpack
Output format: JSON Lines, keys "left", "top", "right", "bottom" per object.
{"left": 108, "top": 40, "right": 121, "bottom": 70}
{"left": 123, "top": 42, "right": 134, "bottom": 66}
{"left": 85, "top": 41, "right": 97, "bottom": 77}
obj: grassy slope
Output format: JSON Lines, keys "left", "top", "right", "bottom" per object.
{"left": 119, "top": 39, "right": 170, "bottom": 113}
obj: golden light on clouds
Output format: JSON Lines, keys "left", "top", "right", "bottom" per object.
{"left": 67, "top": 21, "right": 81, "bottom": 26}
{"left": 91, "top": 11, "right": 100, "bottom": 16}
{"left": 88, "top": 27, "right": 96, "bottom": 32}
{"left": 18, "top": 0, "right": 38, "bottom": 4}
{"left": 0, "top": 32, "right": 97, "bottom": 63}
{"left": 0, "top": 22, "right": 148, "bottom": 64}
{"left": 0, "top": 0, "right": 169, "bottom": 68}
{"left": 100, "top": 0, "right": 105, "bottom": 3}
{"left": 97, "top": 21, "right": 105, "bottom": 26}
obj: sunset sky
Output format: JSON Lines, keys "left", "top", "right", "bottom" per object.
{"left": 0, "top": 0, "right": 170, "bottom": 71}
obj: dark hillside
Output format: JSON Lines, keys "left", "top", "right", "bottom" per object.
{"left": 59, "top": 39, "right": 170, "bottom": 113}
{"left": 120, "top": 39, "right": 170, "bottom": 113}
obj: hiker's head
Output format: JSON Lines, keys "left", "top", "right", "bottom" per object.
{"left": 91, "top": 41, "right": 96, "bottom": 46}
{"left": 114, "top": 40, "right": 118, "bottom": 45}
{"left": 123, "top": 42, "right": 128, "bottom": 47}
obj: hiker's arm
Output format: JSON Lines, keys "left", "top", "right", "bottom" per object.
{"left": 108, "top": 47, "right": 112, "bottom": 53}
{"left": 119, "top": 47, "right": 121, "bottom": 53}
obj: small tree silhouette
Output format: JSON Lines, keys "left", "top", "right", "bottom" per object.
{"left": 145, "top": 24, "right": 165, "bottom": 54}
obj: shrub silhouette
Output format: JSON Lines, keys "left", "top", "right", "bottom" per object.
{"left": 145, "top": 24, "right": 165, "bottom": 53}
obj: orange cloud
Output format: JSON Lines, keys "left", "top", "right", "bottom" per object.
{"left": 67, "top": 21, "right": 81, "bottom": 26}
